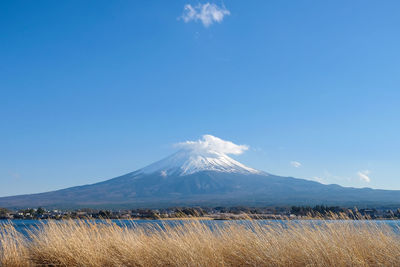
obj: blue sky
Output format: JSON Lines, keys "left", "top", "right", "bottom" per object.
{"left": 1, "top": 1, "right": 400, "bottom": 197}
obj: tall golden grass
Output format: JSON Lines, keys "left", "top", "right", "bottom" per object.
{"left": 1, "top": 217, "right": 400, "bottom": 266}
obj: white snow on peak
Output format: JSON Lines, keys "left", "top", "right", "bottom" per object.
{"left": 140, "top": 149, "right": 261, "bottom": 176}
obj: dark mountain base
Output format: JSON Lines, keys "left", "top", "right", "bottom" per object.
{"left": 0, "top": 171, "right": 399, "bottom": 209}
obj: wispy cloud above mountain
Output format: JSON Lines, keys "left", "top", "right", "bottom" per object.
{"left": 176, "top": 135, "right": 248, "bottom": 155}
{"left": 180, "top": 3, "right": 230, "bottom": 27}
{"left": 358, "top": 170, "right": 371, "bottom": 183}
{"left": 290, "top": 161, "right": 302, "bottom": 168}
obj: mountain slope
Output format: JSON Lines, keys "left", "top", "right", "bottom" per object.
{"left": 0, "top": 149, "right": 399, "bottom": 208}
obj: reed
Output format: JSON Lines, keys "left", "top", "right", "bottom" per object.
{"left": 1, "top": 217, "right": 399, "bottom": 266}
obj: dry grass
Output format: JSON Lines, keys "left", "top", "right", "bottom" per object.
{"left": 1, "top": 218, "right": 400, "bottom": 266}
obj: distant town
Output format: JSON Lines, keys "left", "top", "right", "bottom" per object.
{"left": 1, "top": 205, "right": 400, "bottom": 220}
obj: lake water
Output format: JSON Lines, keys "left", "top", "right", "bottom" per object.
{"left": 2, "top": 219, "right": 400, "bottom": 237}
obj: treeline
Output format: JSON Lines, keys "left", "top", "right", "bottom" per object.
{"left": 290, "top": 205, "right": 400, "bottom": 219}
{"left": 290, "top": 205, "right": 348, "bottom": 216}
{"left": 2, "top": 205, "right": 400, "bottom": 220}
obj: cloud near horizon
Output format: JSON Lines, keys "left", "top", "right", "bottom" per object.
{"left": 290, "top": 161, "right": 302, "bottom": 168}
{"left": 312, "top": 176, "right": 326, "bottom": 184}
{"left": 176, "top": 135, "right": 248, "bottom": 155}
{"left": 357, "top": 170, "right": 371, "bottom": 183}
{"left": 180, "top": 3, "right": 230, "bottom": 27}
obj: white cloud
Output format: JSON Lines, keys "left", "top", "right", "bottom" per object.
{"left": 312, "top": 176, "right": 326, "bottom": 184}
{"left": 181, "top": 3, "right": 230, "bottom": 27}
{"left": 160, "top": 170, "right": 167, "bottom": 177}
{"left": 176, "top": 135, "right": 248, "bottom": 156}
{"left": 290, "top": 161, "right": 302, "bottom": 168}
{"left": 357, "top": 170, "right": 371, "bottom": 183}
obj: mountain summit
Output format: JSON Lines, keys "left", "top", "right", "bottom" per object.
{"left": 140, "top": 149, "right": 261, "bottom": 177}
{"left": 140, "top": 134, "right": 261, "bottom": 176}
{"left": 0, "top": 135, "right": 400, "bottom": 208}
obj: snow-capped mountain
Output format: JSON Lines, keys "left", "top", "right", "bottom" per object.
{"left": 140, "top": 149, "right": 262, "bottom": 176}
{"left": 1, "top": 135, "right": 400, "bottom": 209}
